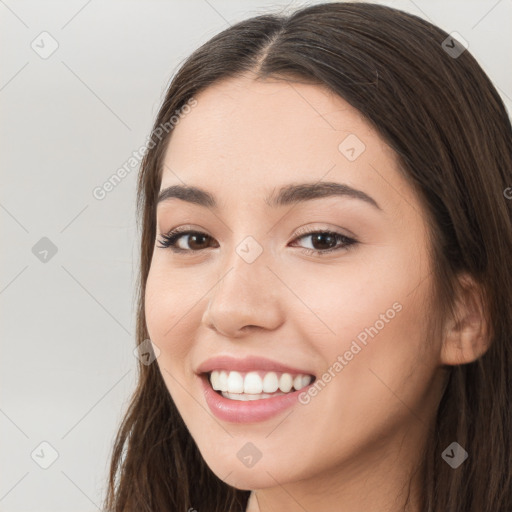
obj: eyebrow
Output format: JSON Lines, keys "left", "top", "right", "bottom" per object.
{"left": 157, "top": 181, "right": 381, "bottom": 211}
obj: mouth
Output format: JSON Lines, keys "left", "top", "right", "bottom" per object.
{"left": 203, "top": 369, "right": 317, "bottom": 401}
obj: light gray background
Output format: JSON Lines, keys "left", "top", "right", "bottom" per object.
{"left": 1, "top": 1, "right": 510, "bottom": 510}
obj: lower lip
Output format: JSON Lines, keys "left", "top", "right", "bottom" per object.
{"left": 199, "top": 374, "right": 313, "bottom": 423}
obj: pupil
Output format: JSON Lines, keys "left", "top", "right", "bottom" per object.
{"left": 313, "top": 233, "right": 335, "bottom": 250}
{"left": 190, "top": 234, "right": 207, "bottom": 249}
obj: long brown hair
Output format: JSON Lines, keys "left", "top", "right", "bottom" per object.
{"left": 103, "top": 3, "right": 512, "bottom": 510}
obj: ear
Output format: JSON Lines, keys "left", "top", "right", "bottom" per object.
{"left": 440, "top": 273, "right": 491, "bottom": 366}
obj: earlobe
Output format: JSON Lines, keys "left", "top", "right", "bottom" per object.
{"left": 440, "top": 273, "right": 491, "bottom": 366}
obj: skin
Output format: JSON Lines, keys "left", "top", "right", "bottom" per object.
{"left": 144, "top": 74, "right": 488, "bottom": 512}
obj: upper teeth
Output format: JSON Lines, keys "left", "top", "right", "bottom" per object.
{"left": 209, "top": 370, "right": 313, "bottom": 394}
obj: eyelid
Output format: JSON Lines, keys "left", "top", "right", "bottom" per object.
{"left": 292, "top": 223, "right": 356, "bottom": 240}
{"left": 157, "top": 223, "right": 358, "bottom": 256}
{"left": 159, "top": 223, "right": 354, "bottom": 242}
{"left": 159, "top": 223, "right": 207, "bottom": 237}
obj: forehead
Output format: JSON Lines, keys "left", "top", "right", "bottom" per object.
{"left": 159, "top": 75, "right": 414, "bottom": 216}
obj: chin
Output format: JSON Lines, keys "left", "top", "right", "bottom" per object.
{"left": 200, "top": 449, "right": 303, "bottom": 491}
{"left": 220, "top": 467, "right": 283, "bottom": 491}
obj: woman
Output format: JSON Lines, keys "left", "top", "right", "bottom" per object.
{"left": 103, "top": 2, "right": 512, "bottom": 511}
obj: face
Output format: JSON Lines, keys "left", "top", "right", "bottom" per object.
{"left": 145, "top": 75, "right": 444, "bottom": 492}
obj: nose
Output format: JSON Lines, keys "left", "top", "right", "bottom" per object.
{"left": 201, "top": 245, "right": 285, "bottom": 337}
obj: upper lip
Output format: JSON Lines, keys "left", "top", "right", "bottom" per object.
{"left": 196, "top": 355, "right": 316, "bottom": 376}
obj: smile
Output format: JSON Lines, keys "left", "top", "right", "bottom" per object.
{"left": 196, "top": 355, "right": 317, "bottom": 422}
{"left": 209, "top": 370, "right": 313, "bottom": 400}
{"left": 200, "top": 371, "right": 317, "bottom": 423}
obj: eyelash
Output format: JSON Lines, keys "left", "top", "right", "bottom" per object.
{"left": 156, "top": 226, "right": 358, "bottom": 256}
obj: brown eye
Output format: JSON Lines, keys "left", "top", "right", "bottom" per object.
{"left": 307, "top": 232, "right": 338, "bottom": 251}
{"left": 157, "top": 228, "right": 357, "bottom": 256}
{"left": 290, "top": 230, "right": 357, "bottom": 256}
{"left": 157, "top": 230, "right": 218, "bottom": 252}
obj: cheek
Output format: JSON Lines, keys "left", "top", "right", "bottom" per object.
{"left": 318, "top": 285, "right": 433, "bottom": 433}
{"left": 287, "top": 248, "right": 434, "bottom": 399}
{"left": 144, "top": 266, "right": 195, "bottom": 368}
{"left": 283, "top": 251, "right": 416, "bottom": 351}
{"left": 144, "top": 268, "right": 202, "bottom": 418}
{"left": 288, "top": 285, "right": 434, "bottom": 467}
